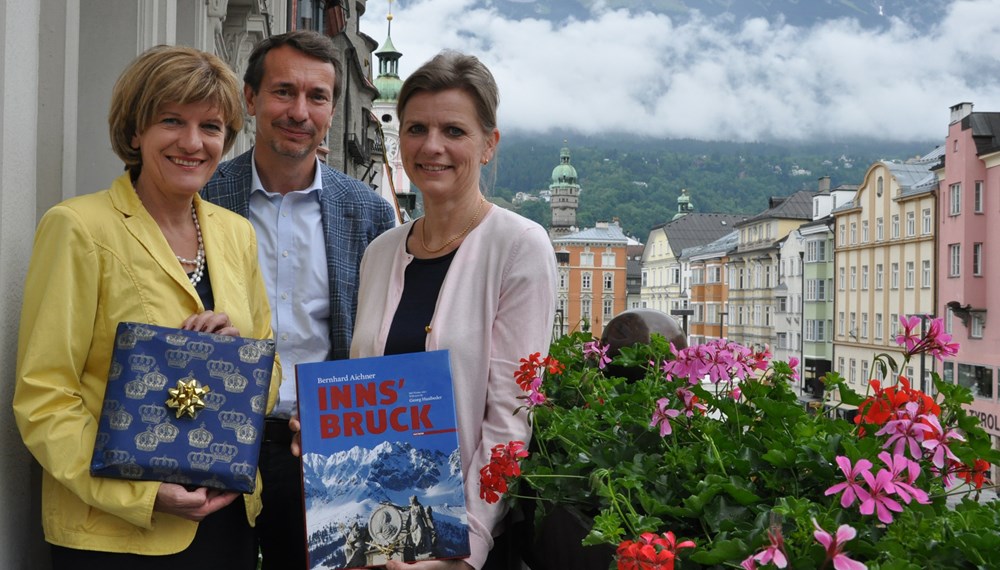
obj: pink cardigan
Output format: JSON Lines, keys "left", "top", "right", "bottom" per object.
{"left": 351, "top": 205, "right": 557, "bottom": 569}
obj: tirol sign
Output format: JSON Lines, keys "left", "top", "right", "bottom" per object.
{"left": 965, "top": 404, "right": 1000, "bottom": 437}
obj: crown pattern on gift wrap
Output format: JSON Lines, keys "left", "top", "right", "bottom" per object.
{"left": 117, "top": 461, "right": 144, "bottom": 479}
{"left": 250, "top": 394, "right": 266, "bottom": 415}
{"left": 132, "top": 325, "right": 157, "bottom": 341}
{"left": 153, "top": 421, "right": 179, "bottom": 443}
{"left": 219, "top": 410, "right": 248, "bottom": 430}
{"left": 103, "top": 448, "right": 132, "bottom": 465}
{"left": 128, "top": 354, "right": 156, "bottom": 373}
{"left": 164, "top": 332, "right": 188, "bottom": 346}
{"left": 142, "top": 370, "right": 168, "bottom": 390}
{"left": 201, "top": 391, "right": 226, "bottom": 410}
{"left": 223, "top": 372, "right": 248, "bottom": 393}
{"left": 253, "top": 368, "right": 271, "bottom": 387}
{"left": 150, "top": 455, "right": 180, "bottom": 473}
{"left": 187, "top": 424, "right": 213, "bottom": 449}
{"left": 235, "top": 423, "right": 257, "bottom": 445}
{"left": 94, "top": 432, "right": 110, "bottom": 449}
{"left": 108, "top": 361, "right": 123, "bottom": 381}
{"left": 188, "top": 451, "right": 215, "bottom": 471}
{"left": 139, "top": 403, "right": 168, "bottom": 425}
{"left": 108, "top": 408, "right": 133, "bottom": 431}
{"left": 210, "top": 442, "right": 238, "bottom": 463}
{"left": 116, "top": 330, "right": 138, "bottom": 350}
{"left": 207, "top": 359, "right": 236, "bottom": 379}
{"left": 230, "top": 461, "right": 255, "bottom": 482}
{"left": 165, "top": 348, "right": 193, "bottom": 368}
{"left": 124, "top": 379, "right": 149, "bottom": 400}
{"left": 186, "top": 341, "right": 214, "bottom": 360}
{"left": 134, "top": 429, "right": 160, "bottom": 452}
{"left": 238, "top": 344, "right": 262, "bottom": 364}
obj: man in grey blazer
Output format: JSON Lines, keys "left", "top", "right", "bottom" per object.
{"left": 202, "top": 30, "right": 396, "bottom": 569}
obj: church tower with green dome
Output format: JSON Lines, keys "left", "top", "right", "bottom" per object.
{"left": 373, "top": 2, "right": 412, "bottom": 216}
{"left": 549, "top": 143, "right": 581, "bottom": 238}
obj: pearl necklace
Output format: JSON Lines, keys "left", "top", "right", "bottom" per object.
{"left": 175, "top": 204, "right": 205, "bottom": 287}
{"left": 420, "top": 197, "right": 487, "bottom": 254}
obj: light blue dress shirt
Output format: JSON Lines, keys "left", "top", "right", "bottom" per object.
{"left": 249, "top": 154, "right": 331, "bottom": 418}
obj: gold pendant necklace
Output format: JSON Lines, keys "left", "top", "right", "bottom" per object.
{"left": 420, "top": 197, "right": 487, "bottom": 254}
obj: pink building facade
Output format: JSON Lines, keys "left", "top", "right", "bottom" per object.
{"left": 936, "top": 103, "right": 1000, "bottom": 452}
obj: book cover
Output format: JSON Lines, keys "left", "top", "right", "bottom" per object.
{"left": 295, "top": 350, "right": 470, "bottom": 570}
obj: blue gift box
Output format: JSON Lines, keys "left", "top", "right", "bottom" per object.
{"left": 90, "top": 322, "right": 275, "bottom": 493}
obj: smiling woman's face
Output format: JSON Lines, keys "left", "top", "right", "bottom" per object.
{"left": 398, "top": 88, "right": 498, "bottom": 203}
{"left": 132, "top": 100, "right": 226, "bottom": 199}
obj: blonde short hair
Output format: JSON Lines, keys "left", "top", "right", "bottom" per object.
{"left": 108, "top": 45, "right": 244, "bottom": 178}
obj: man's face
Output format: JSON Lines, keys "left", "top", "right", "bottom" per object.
{"left": 246, "top": 45, "right": 336, "bottom": 162}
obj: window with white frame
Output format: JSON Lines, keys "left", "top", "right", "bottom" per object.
{"left": 850, "top": 223, "right": 857, "bottom": 244}
{"left": 891, "top": 214, "right": 900, "bottom": 238}
{"left": 582, "top": 272, "right": 592, "bottom": 290}
{"left": 875, "top": 313, "right": 883, "bottom": 340}
{"left": 777, "top": 296, "right": 788, "bottom": 312}
{"left": 839, "top": 267, "right": 845, "bottom": 290}
{"left": 972, "top": 314, "right": 984, "bottom": 338}
{"left": 876, "top": 264, "right": 884, "bottom": 289}
{"left": 950, "top": 183, "right": 961, "bottom": 215}
{"left": 890, "top": 313, "right": 899, "bottom": 337}
{"left": 709, "top": 266, "right": 722, "bottom": 283}
{"left": 839, "top": 224, "right": 846, "bottom": 245}
{"left": 950, "top": 244, "right": 961, "bottom": 277}
{"left": 861, "top": 313, "right": 869, "bottom": 339}
{"left": 765, "top": 306, "right": 772, "bottom": 326}
{"left": 906, "top": 211, "right": 915, "bottom": 236}
{"left": 973, "top": 243, "right": 983, "bottom": 276}
{"left": 877, "top": 176, "right": 884, "bottom": 197}
{"left": 559, "top": 271, "right": 568, "bottom": 290}
{"left": 946, "top": 307, "right": 953, "bottom": 334}
{"left": 603, "top": 298, "right": 614, "bottom": 317}
{"left": 861, "top": 360, "right": 869, "bottom": 382}
{"left": 806, "top": 240, "right": 826, "bottom": 261}
{"left": 603, "top": 272, "right": 614, "bottom": 290}
{"left": 922, "top": 208, "right": 932, "bottom": 234}
{"left": 861, "top": 220, "right": 869, "bottom": 242}
{"left": 850, "top": 312, "right": 856, "bottom": 337}
{"left": 905, "top": 261, "right": 915, "bottom": 289}
{"left": 777, "top": 332, "right": 788, "bottom": 349}
{"left": 922, "top": 260, "right": 931, "bottom": 288}
{"left": 602, "top": 252, "right": 616, "bottom": 266}
{"left": 580, "top": 252, "right": 594, "bottom": 265}
{"left": 641, "top": 271, "right": 648, "bottom": 287}
{"left": 838, "top": 356, "right": 846, "bottom": 375}
{"left": 891, "top": 263, "right": 899, "bottom": 289}
{"left": 861, "top": 265, "right": 869, "bottom": 290}
{"left": 974, "top": 181, "right": 984, "bottom": 213}
{"left": 838, "top": 312, "right": 845, "bottom": 335}
{"left": 581, "top": 298, "right": 592, "bottom": 320}
{"left": 876, "top": 217, "right": 884, "bottom": 241}
{"left": 850, "top": 266, "right": 857, "bottom": 290}
{"left": 849, "top": 359, "right": 857, "bottom": 385}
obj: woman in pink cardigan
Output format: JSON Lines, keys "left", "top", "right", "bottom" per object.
{"left": 351, "top": 51, "right": 557, "bottom": 570}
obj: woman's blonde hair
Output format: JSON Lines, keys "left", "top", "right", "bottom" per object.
{"left": 108, "top": 45, "right": 244, "bottom": 178}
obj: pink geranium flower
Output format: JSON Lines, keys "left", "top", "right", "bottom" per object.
{"left": 875, "top": 401, "right": 935, "bottom": 459}
{"left": 825, "top": 456, "right": 873, "bottom": 508}
{"left": 859, "top": 468, "right": 904, "bottom": 524}
{"left": 876, "top": 451, "right": 930, "bottom": 505}
{"left": 651, "top": 397, "right": 681, "bottom": 437}
{"left": 812, "top": 519, "right": 867, "bottom": 570}
{"left": 921, "top": 413, "right": 965, "bottom": 469}
{"left": 751, "top": 526, "right": 788, "bottom": 568}
{"left": 583, "top": 340, "right": 612, "bottom": 369}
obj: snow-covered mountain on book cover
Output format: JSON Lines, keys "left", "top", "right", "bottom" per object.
{"left": 296, "top": 350, "right": 470, "bottom": 570}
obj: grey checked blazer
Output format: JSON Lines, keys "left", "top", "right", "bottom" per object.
{"left": 201, "top": 149, "right": 396, "bottom": 361}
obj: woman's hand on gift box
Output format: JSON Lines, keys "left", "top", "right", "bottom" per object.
{"left": 154, "top": 483, "right": 239, "bottom": 521}
{"left": 289, "top": 415, "right": 302, "bottom": 457}
{"left": 181, "top": 310, "right": 240, "bottom": 337}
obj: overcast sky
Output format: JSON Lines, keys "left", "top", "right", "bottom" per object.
{"left": 360, "top": 0, "right": 1000, "bottom": 142}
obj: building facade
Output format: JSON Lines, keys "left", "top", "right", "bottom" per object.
{"left": 831, "top": 151, "right": 940, "bottom": 412}
{"left": 552, "top": 221, "right": 630, "bottom": 338}
{"left": 728, "top": 192, "right": 813, "bottom": 350}
{"left": 549, "top": 145, "right": 581, "bottom": 238}
{"left": 936, "top": 102, "right": 1000, "bottom": 450}
{"left": 682, "top": 231, "right": 738, "bottom": 345}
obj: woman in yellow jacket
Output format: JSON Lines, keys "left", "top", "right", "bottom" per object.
{"left": 13, "top": 46, "right": 278, "bottom": 569}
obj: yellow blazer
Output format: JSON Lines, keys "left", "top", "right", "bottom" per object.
{"left": 13, "top": 173, "right": 280, "bottom": 554}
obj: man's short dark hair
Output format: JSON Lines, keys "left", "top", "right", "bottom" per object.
{"left": 244, "top": 30, "right": 344, "bottom": 102}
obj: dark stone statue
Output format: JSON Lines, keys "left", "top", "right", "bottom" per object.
{"left": 600, "top": 309, "right": 687, "bottom": 380}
